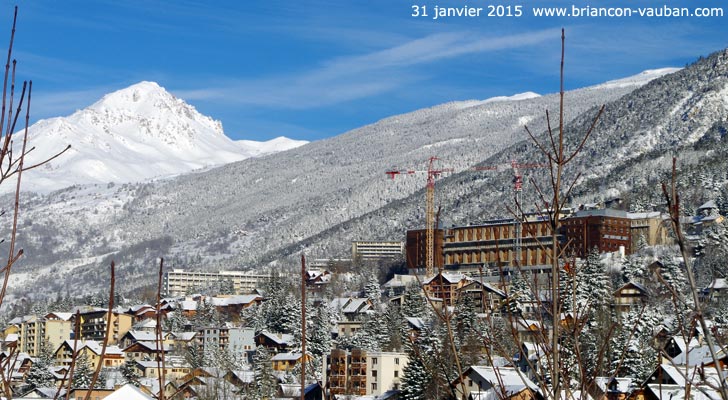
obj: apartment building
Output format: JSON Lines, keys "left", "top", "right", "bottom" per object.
{"left": 79, "top": 309, "right": 133, "bottom": 345}
{"left": 324, "top": 349, "right": 408, "bottom": 396}
{"left": 351, "top": 241, "right": 404, "bottom": 260}
{"left": 164, "top": 269, "right": 271, "bottom": 296}
{"left": 13, "top": 313, "right": 73, "bottom": 357}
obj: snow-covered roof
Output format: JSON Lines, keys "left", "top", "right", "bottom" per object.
{"left": 127, "top": 304, "right": 153, "bottom": 313}
{"left": 382, "top": 274, "right": 419, "bottom": 288}
{"left": 463, "top": 366, "right": 539, "bottom": 395}
{"left": 424, "top": 272, "right": 468, "bottom": 285}
{"left": 133, "top": 319, "right": 158, "bottom": 329}
{"left": 45, "top": 312, "right": 74, "bottom": 321}
{"left": 135, "top": 358, "right": 190, "bottom": 369}
{"left": 125, "top": 330, "right": 157, "bottom": 342}
{"left": 258, "top": 331, "right": 294, "bottom": 346}
{"left": 123, "top": 341, "right": 171, "bottom": 353}
{"left": 209, "top": 295, "right": 262, "bottom": 307}
{"left": 83, "top": 342, "right": 123, "bottom": 356}
{"left": 461, "top": 278, "right": 506, "bottom": 297}
{"left": 405, "top": 317, "right": 426, "bottom": 330}
{"left": 626, "top": 211, "right": 663, "bottom": 219}
{"left": 342, "top": 298, "right": 370, "bottom": 314}
{"left": 671, "top": 344, "right": 728, "bottom": 366}
{"left": 227, "top": 369, "right": 255, "bottom": 383}
{"left": 572, "top": 208, "right": 629, "bottom": 219}
{"left": 271, "top": 352, "right": 304, "bottom": 361}
{"left": 705, "top": 278, "right": 728, "bottom": 291}
{"left": 60, "top": 340, "right": 123, "bottom": 356}
{"left": 171, "top": 332, "right": 196, "bottom": 341}
{"left": 180, "top": 300, "right": 197, "bottom": 311}
{"left": 646, "top": 384, "right": 720, "bottom": 400}
{"left": 103, "top": 383, "right": 155, "bottom": 400}
{"left": 21, "top": 386, "right": 65, "bottom": 398}
{"left": 697, "top": 200, "right": 718, "bottom": 210}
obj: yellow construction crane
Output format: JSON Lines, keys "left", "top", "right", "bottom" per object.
{"left": 386, "top": 157, "right": 452, "bottom": 277}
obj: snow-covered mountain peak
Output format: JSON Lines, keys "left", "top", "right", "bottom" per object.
{"left": 91, "top": 81, "right": 173, "bottom": 110}
{"left": 7, "top": 82, "right": 306, "bottom": 193}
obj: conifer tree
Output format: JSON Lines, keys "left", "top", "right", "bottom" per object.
{"left": 120, "top": 359, "right": 141, "bottom": 387}
{"left": 506, "top": 272, "right": 530, "bottom": 316}
{"left": 23, "top": 341, "right": 55, "bottom": 391}
{"left": 610, "top": 305, "right": 661, "bottom": 381}
{"left": 364, "top": 273, "right": 381, "bottom": 304}
{"left": 253, "top": 346, "right": 276, "bottom": 400}
{"left": 401, "top": 283, "right": 427, "bottom": 318}
{"left": 400, "top": 356, "right": 431, "bottom": 400}
{"left": 72, "top": 353, "right": 93, "bottom": 389}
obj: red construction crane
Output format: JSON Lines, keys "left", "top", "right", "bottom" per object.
{"left": 386, "top": 157, "right": 453, "bottom": 277}
{"left": 509, "top": 160, "right": 547, "bottom": 266}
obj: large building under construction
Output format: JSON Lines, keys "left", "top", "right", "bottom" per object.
{"left": 406, "top": 218, "right": 558, "bottom": 273}
{"left": 405, "top": 209, "right": 669, "bottom": 273}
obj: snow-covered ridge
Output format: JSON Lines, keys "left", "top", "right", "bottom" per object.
{"left": 482, "top": 91, "right": 542, "bottom": 104}
{"left": 592, "top": 68, "right": 681, "bottom": 89}
{"left": 8, "top": 81, "right": 307, "bottom": 193}
{"left": 236, "top": 136, "right": 310, "bottom": 157}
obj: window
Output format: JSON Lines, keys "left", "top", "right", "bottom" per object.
{"left": 372, "top": 357, "right": 377, "bottom": 365}
{"left": 372, "top": 383, "right": 377, "bottom": 391}
{"left": 395, "top": 358, "right": 399, "bottom": 365}
{"left": 372, "top": 370, "right": 377, "bottom": 377}
{"left": 394, "top": 370, "right": 399, "bottom": 378}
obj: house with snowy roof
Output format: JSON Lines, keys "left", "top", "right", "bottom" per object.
{"left": 702, "top": 278, "right": 728, "bottom": 302}
{"left": 53, "top": 340, "right": 124, "bottom": 368}
{"left": 122, "top": 341, "right": 172, "bottom": 362}
{"left": 132, "top": 356, "right": 191, "bottom": 380}
{"left": 271, "top": 351, "right": 312, "bottom": 371}
{"left": 255, "top": 330, "right": 295, "bottom": 354}
{"left": 103, "top": 383, "right": 155, "bottom": 400}
{"left": 18, "top": 386, "right": 66, "bottom": 399}
{"left": 422, "top": 271, "right": 471, "bottom": 306}
{"left": 589, "top": 377, "right": 633, "bottom": 400}
{"left": 450, "top": 366, "right": 541, "bottom": 400}
{"left": 613, "top": 281, "right": 649, "bottom": 314}
{"left": 329, "top": 297, "right": 374, "bottom": 320}
{"left": 637, "top": 363, "right": 728, "bottom": 400}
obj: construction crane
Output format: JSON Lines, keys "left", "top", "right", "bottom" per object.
{"left": 386, "top": 157, "right": 453, "bottom": 277}
{"left": 509, "top": 160, "right": 547, "bottom": 266}
{"left": 387, "top": 158, "right": 544, "bottom": 275}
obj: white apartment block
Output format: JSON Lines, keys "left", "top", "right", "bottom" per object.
{"left": 163, "top": 269, "right": 271, "bottom": 296}
{"left": 351, "top": 241, "right": 404, "bottom": 260}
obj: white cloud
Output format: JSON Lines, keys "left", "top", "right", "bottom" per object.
{"left": 175, "top": 29, "right": 559, "bottom": 109}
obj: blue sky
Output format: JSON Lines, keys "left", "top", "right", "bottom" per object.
{"left": 2, "top": 0, "right": 727, "bottom": 141}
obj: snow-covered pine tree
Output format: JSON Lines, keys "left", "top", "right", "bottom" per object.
{"left": 506, "top": 271, "right": 531, "bottom": 316}
{"left": 23, "top": 341, "right": 55, "bottom": 391}
{"left": 401, "top": 282, "right": 428, "bottom": 319}
{"left": 579, "top": 247, "right": 612, "bottom": 310}
{"left": 252, "top": 346, "right": 276, "bottom": 400}
{"left": 120, "top": 359, "right": 141, "bottom": 387}
{"left": 610, "top": 305, "right": 662, "bottom": 381}
{"left": 621, "top": 254, "right": 647, "bottom": 284}
{"left": 72, "top": 353, "right": 93, "bottom": 389}
{"left": 400, "top": 355, "right": 431, "bottom": 400}
{"left": 364, "top": 273, "right": 381, "bottom": 304}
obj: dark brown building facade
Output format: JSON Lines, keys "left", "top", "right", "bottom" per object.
{"left": 405, "top": 229, "right": 445, "bottom": 271}
{"left": 562, "top": 209, "right": 632, "bottom": 257}
{"left": 406, "top": 219, "right": 558, "bottom": 271}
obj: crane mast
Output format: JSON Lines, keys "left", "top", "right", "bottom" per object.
{"left": 386, "top": 157, "right": 450, "bottom": 277}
